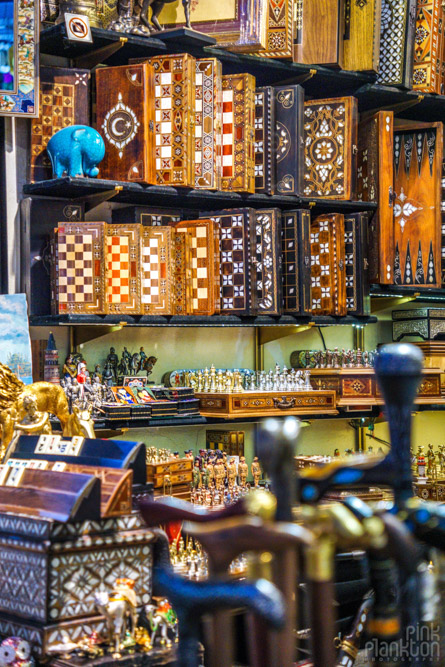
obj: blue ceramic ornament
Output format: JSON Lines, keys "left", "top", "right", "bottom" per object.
{"left": 47, "top": 125, "right": 105, "bottom": 179}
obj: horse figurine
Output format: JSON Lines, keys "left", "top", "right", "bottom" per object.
{"left": 110, "top": 0, "right": 192, "bottom": 35}
{"left": 144, "top": 599, "right": 178, "bottom": 648}
{"left": 94, "top": 579, "right": 138, "bottom": 658}
{"left": 0, "top": 379, "right": 96, "bottom": 453}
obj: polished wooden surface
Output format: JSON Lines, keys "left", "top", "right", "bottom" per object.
{"left": 293, "top": 0, "right": 344, "bottom": 67}
{"left": 343, "top": 0, "right": 381, "bottom": 72}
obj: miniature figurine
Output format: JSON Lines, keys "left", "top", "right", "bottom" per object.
{"left": 106, "top": 348, "right": 119, "bottom": 380}
{"left": 102, "top": 362, "right": 114, "bottom": 387}
{"left": 227, "top": 458, "right": 237, "bottom": 489}
{"left": 47, "top": 126, "right": 105, "bottom": 179}
{"left": 63, "top": 354, "right": 77, "bottom": 380}
{"left": 92, "top": 364, "right": 102, "bottom": 382}
{"left": 94, "top": 578, "right": 138, "bottom": 658}
{"left": 0, "top": 637, "right": 35, "bottom": 666}
{"left": 417, "top": 446, "right": 426, "bottom": 477}
{"left": 12, "top": 395, "right": 52, "bottom": 439}
{"left": 333, "top": 448, "right": 340, "bottom": 457}
{"left": 238, "top": 456, "right": 248, "bottom": 486}
{"left": 192, "top": 461, "right": 201, "bottom": 489}
{"left": 251, "top": 456, "right": 261, "bottom": 487}
{"left": 214, "top": 459, "right": 225, "bottom": 490}
{"left": 427, "top": 444, "right": 437, "bottom": 480}
{"left": 144, "top": 599, "right": 178, "bottom": 649}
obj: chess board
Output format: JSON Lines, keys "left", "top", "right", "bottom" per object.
{"left": 52, "top": 222, "right": 106, "bottom": 315}
{"left": 195, "top": 58, "right": 222, "bottom": 190}
{"left": 201, "top": 209, "right": 254, "bottom": 315}
{"left": 30, "top": 68, "right": 90, "bottom": 182}
{"left": 105, "top": 224, "right": 141, "bottom": 314}
{"left": 254, "top": 87, "right": 275, "bottom": 195}
{"left": 310, "top": 214, "right": 346, "bottom": 316}
{"left": 221, "top": 74, "right": 256, "bottom": 193}
{"left": 141, "top": 227, "right": 174, "bottom": 315}
{"left": 377, "top": 0, "right": 417, "bottom": 88}
{"left": 150, "top": 54, "right": 196, "bottom": 187}
{"left": 250, "top": 209, "right": 282, "bottom": 315}
{"left": 304, "top": 97, "right": 358, "bottom": 199}
{"left": 175, "top": 220, "right": 221, "bottom": 315}
{"left": 281, "top": 210, "right": 311, "bottom": 315}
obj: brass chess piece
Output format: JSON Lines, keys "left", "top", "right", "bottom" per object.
{"left": 251, "top": 456, "right": 262, "bottom": 487}
{"left": 238, "top": 456, "right": 248, "bottom": 487}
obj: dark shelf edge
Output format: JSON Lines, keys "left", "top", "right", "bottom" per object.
{"left": 370, "top": 284, "right": 445, "bottom": 302}
{"left": 23, "top": 178, "right": 378, "bottom": 212}
{"left": 29, "top": 314, "right": 378, "bottom": 327}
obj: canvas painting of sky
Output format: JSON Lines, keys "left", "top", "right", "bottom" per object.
{"left": 0, "top": 294, "right": 33, "bottom": 384}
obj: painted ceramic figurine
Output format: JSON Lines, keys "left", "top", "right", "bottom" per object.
{"left": 417, "top": 445, "right": 426, "bottom": 477}
{"left": 238, "top": 456, "right": 248, "bottom": 486}
{"left": 0, "top": 637, "right": 35, "bottom": 666}
{"left": 94, "top": 578, "right": 138, "bottom": 658}
{"left": 47, "top": 126, "right": 105, "bottom": 179}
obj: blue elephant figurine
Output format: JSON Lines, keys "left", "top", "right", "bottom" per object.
{"left": 47, "top": 125, "right": 105, "bottom": 179}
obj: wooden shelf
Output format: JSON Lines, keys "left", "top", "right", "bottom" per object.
{"left": 355, "top": 83, "right": 445, "bottom": 122}
{"left": 40, "top": 24, "right": 376, "bottom": 94}
{"left": 23, "top": 177, "right": 378, "bottom": 213}
{"left": 370, "top": 284, "right": 445, "bottom": 303}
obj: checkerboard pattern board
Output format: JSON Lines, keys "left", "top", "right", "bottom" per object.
{"left": 141, "top": 227, "right": 174, "bottom": 314}
{"left": 281, "top": 211, "right": 311, "bottom": 315}
{"left": 206, "top": 211, "right": 252, "bottom": 314}
{"left": 173, "top": 231, "right": 192, "bottom": 315}
{"left": 344, "top": 218, "right": 356, "bottom": 312}
{"left": 31, "top": 82, "right": 74, "bottom": 181}
{"left": 222, "top": 88, "right": 234, "bottom": 180}
{"left": 254, "top": 87, "right": 275, "bottom": 194}
{"left": 54, "top": 222, "right": 105, "bottom": 314}
{"left": 105, "top": 225, "right": 141, "bottom": 314}
{"left": 150, "top": 54, "right": 196, "bottom": 187}
{"left": 195, "top": 58, "right": 222, "bottom": 190}
{"left": 221, "top": 74, "right": 256, "bottom": 193}
{"left": 176, "top": 220, "right": 220, "bottom": 315}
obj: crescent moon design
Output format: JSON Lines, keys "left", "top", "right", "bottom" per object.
{"left": 111, "top": 115, "right": 127, "bottom": 138}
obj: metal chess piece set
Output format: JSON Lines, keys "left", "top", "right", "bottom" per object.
{"left": 300, "top": 348, "right": 377, "bottom": 369}
{"left": 191, "top": 364, "right": 312, "bottom": 393}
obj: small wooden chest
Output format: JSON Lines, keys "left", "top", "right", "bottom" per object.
{"left": 392, "top": 308, "right": 445, "bottom": 341}
{"left": 197, "top": 390, "right": 337, "bottom": 418}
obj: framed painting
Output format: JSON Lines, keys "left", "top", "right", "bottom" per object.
{"left": 130, "top": 385, "right": 156, "bottom": 404}
{"left": 0, "top": 0, "right": 39, "bottom": 117}
{"left": 123, "top": 376, "right": 148, "bottom": 388}
{"left": 158, "top": 0, "right": 268, "bottom": 51}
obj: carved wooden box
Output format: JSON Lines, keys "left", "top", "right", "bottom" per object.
{"left": 344, "top": 213, "right": 370, "bottom": 316}
{"left": 274, "top": 85, "right": 304, "bottom": 196}
{"left": 255, "top": 0, "right": 294, "bottom": 58}
{"left": 413, "top": 0, "right": 445, "bottom": 92}
{"left": 221, "top": 73, "right": 256, "bottom": 193}
{"left": 442, "top": 161, "right": 445, "bottom": 286}
{"left": 175, "top": 220, "right": 221, "bottom": 315}
{"left": 310, "top": 214, "right": 346, "bottom": 316}
{"left": 51, "top": 221, "right": 106, "bottom": 315}
{"left": 172, "top": 231, "right": 192, "bottom": 316}
{"left": 95, "top": 63, "right": 155, "bottom": 183}
{"left": 293, "top": 0, "right": 344, "bottom": 67}
{"left": 343, "top": 0, "right": 381, "bottom": 72}
{"left": 195, "top": 58, "right": 222, "bottom": 190}
{"left": 357, "top": 111, "right": 394, "bottom": 284}
{"left": 377, "top": 0, "right": 417, "bottom": 88}
{"left": 250, "top": 209, "right": 282, "bottom": 315}
{"left": 281, "top": 209, "right": 311, "bottom": 315}
{"left": 149, "top": 54, "right": 196, "bottom": 187}
{"left": 30, "top": 67, "right": 90, "bottom": 182}
{"left": 197, "top": 390, "right": 337, "bottom": 418}
{"left": 0, "top": 513, "right": 156, "bottom": 657}
{"left": 206, "top": 430, "right": 245, "bottom": 456}
{"left": 254, "top": 87, "right": 276, "bottom": 195}
{"left": 393, "top": 308, "right": 445, "bottom": 340}
{"left": 310, "top": 368, "right": 442, "bottom": 407}
{"left": 111, "top": 206, "right": 182, "bottom": 226}
{"left": 392, "top": 122, "right": 443, "bottom": 288}
{"left": 200, "top": 208, "right": 254, "bottom": 315}
{"left": 141, "top": 226, "right": 174, "bottom": 315}
{"left": 303, "top": 97, "right": 358, "bottom": 199}
{"left": 146, "top": 458, "right": 193, "bottom": 489}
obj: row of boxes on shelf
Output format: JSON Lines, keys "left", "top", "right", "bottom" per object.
{"left": 32, "top": 64, "right": 445, "bottom": 291}
{"left": 49, "top": 209, "right": 370, "bottom": 317}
